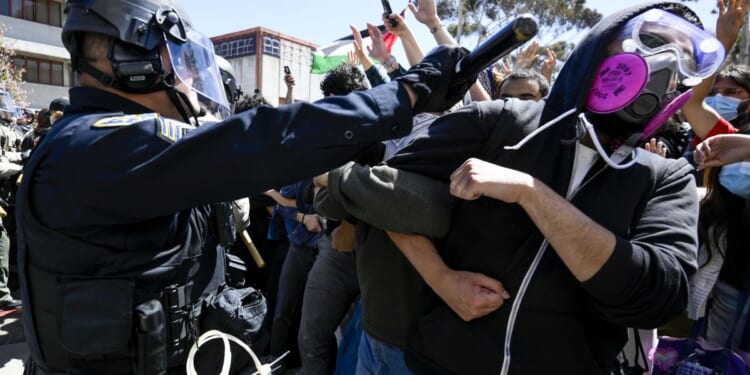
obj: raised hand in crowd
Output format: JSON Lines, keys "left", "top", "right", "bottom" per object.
{"left": 499, "top": 57, "right": 513, "bottom": 79}
{"left": 407, "top": 0, "right": 440, "bottom": 32}
{"left": 407, "top": 0, "right": 490, "bottom": 101}
{"left": 694, "top": 133, "right": 750, "bottom": 169}
{"left": 716, "top": 0, "right": 749, "bottom": 47}
{"left": 346, "top": 50, "right": 359, "bottom": 66}
{"left": 350, "top": 24, "right": 375, "bottom": 71}
{"left": 382, "top": 12, "right": 426, "bottom": 66}
{"left": 365, "top": 22, "right": 389, "bottom": 63}
{"left": 540, "top": 47, "right": 557, "bottom": 84}
{"left": 284, "top": 69, "right": 295, "bottom": 104}
{"left": 515, "top": 40, "right": 541, "bottom": 70}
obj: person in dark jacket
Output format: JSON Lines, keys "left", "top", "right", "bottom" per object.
{"left": 14, "top": 0, "right": 475, "bottom": 373}
{"left": 315, "top": 2, "right": 720, "bottom": 374}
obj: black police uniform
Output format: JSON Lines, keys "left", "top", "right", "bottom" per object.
{"left": 16, "top": 83, "right": 414, "bottom": 374}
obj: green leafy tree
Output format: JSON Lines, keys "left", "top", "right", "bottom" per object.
{"left": 435, "top": 0, "right": 603, "bottom": 46}
{"left": 0, "top": 25, "right": 27, "bottom": 107}
{"left": 439, "top": 0, "right": 704, "bottom": 78}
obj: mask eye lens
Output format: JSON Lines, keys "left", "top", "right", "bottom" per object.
{"left": 640, "top": 32, "right": 668, "bottom": 49}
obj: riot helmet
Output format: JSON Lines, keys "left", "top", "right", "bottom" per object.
{"left": 214, "top": 55, "right": 242, "bottom": 113}
{"left": 62, "top": 0, "right": 230, "bottom": 122}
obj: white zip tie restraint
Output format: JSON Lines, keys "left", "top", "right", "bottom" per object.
{"left": 186, "top": 330, "right": 288, "bottom": 375}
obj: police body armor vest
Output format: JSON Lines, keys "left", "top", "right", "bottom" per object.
{"left": 16, "top": 113, "right": 226, "bottom": 374}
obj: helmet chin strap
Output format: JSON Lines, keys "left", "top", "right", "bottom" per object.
{"left": 79, "top": 60, "right": 199, "bottom": 125}
{"left": 165, "top": 86, "right": 200, "bottom": 125}
{"left": 578, "top": 113, "right": 640, "bottom": 170}
{"left": 161, "top": 72, "right": 201, "bottom": 125}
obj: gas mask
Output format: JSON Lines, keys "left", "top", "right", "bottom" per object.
{"left": 504, "top": 8, "right": 724, "bottom": 169}
{"left": 581, "top": 8, "right": 724, "bottom": 169}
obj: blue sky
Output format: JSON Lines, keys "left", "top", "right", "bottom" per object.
{"left": 180, "top": 0, "right": 719, "bottom": 64}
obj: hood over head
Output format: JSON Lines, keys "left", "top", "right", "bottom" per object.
{"left": 544, "top": 2, "right": 702, "bottom": 128}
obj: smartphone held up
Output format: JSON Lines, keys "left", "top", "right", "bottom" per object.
{"left": 381, "top": 0, "right": 397, "bottom": 26}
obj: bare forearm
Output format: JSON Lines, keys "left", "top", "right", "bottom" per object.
{"left": 430, "top": 22, "right": 454, "bottom": 46}
{"left": 399, "top": 29, "right": 425, "bottom": 66}
{"left": 469, "top": 82, "right": 491, "bottom": 102}
{"left": 285, "top": 88, "right": 294, "bottom": 105}
{"left": 682, "top": 79, "right": 719, "bottom": 140}
{"left": 387, "top": 231, "right": 448, "bottom": 289}
{"left": 519, "top": 179, "right": 616, "bottom": 281}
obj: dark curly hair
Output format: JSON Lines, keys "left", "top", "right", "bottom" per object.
{"left": 716, "top": 64, "right": 750, "bottom": 95}
{"left": 320, "top": 63, "right": 368, "bottom": 96}
{"left": 699, "top": 136, "right": 750, "bottom": 289}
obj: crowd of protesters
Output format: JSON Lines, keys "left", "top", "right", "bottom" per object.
{"left": 216, "top": 0, "right": 750, "bottom": 373}
{"left": 7, "top": 0, "right": 750, "bottom": 374}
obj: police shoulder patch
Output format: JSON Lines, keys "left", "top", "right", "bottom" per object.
{"left": 93, "top": 113, "right": 160, "bottom": 128}
{"left": 156, "top": 117, "right": 195, "bottom": 143}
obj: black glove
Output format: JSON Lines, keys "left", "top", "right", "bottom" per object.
{"left": 395, "top": 45, "right": 476, "bottom": 114}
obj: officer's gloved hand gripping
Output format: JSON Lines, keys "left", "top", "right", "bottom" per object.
{"left": 397, "top": 45, "right": 476, "bottom": 114}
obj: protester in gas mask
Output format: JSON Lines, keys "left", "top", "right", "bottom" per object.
{"left": 315, "top": 3, "right": 721, "bottom": 373}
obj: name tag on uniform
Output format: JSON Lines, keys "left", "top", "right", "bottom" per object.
{"left": 92, "top": 113, "right": 194, "bottom": 143}
{"left": 93, "top": 113, "right": 160, "bottom": 128}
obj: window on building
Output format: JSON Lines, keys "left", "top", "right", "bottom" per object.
{"left": 10, "top": 0, "right": 21, "bottom": 18}
{"left": 26, "top": 60, "right": 38, "bottom": 82}
{"left": 3, "top": 0, "right": 63, "bottom": 27}
{"left": 263, "top": 35, "right": 280, "bottom": 57}
{"left": 51, "top": 61, "right": 62, "bottom": 86}
{"left": 215, "top": 36, "right": 256, "bottom": 59}
{"left": 35, "top": 0, "right": 47, "bottom": 24}
{"left": 14, "top": 55, "right": 65, "bottom": 86}
{"left": 38, "top": 60, "right": 50, "bottom": 84}
{"left": 22, "top": 0, "right": 33, "bottom": 21}
{"left": 48, "top": 0, "right": 59, "bottom": 26}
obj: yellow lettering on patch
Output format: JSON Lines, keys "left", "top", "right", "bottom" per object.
{"left": 93, "top": 113, "right": 160, "bottom": 128}
{"left": 157, "top": 118, "right": 194, "bottom": 143}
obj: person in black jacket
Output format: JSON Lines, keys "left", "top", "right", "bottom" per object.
{"left": 315, "top": 2, "right": 722, "bottom": 374}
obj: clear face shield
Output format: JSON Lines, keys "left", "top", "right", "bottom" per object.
{"left": 165, "top": 28, "right": 231, "bottom": 121}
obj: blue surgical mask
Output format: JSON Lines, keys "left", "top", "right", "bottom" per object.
{"left": 719, "top": 162, "right": 750, "bottom": 199}
{"left": 704, "top": 94, "right": 741, "bottom": 121}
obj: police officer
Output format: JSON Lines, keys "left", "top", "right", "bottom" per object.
{"left": 15, "top": 0, "right": 473, "bottom": 374}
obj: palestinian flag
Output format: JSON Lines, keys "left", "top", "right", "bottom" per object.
{"left": 311, "top": 21, "right": 401, "bottom": 74}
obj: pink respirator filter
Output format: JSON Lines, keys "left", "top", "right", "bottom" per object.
{"left": 586, "top": 53, "right": 649, "bottom": 113}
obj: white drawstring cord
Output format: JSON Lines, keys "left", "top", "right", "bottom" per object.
{"left": 504, "top": 108, "right": 578, "bottom": 150}
{"left": 186, "top": 330, "right": 288, "bottom": 375}
{"left": 578, "top": 113, "right": 639, "bottom": 170}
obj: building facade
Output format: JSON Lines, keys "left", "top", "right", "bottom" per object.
{"left": 1, "top": 0, "right": 69, "bottom": 110}
{"left": 212, "top": 27, "right": 324, "bottom": 106}
{"left": 1, "top": 3, "right": 324, "bottom": 111}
